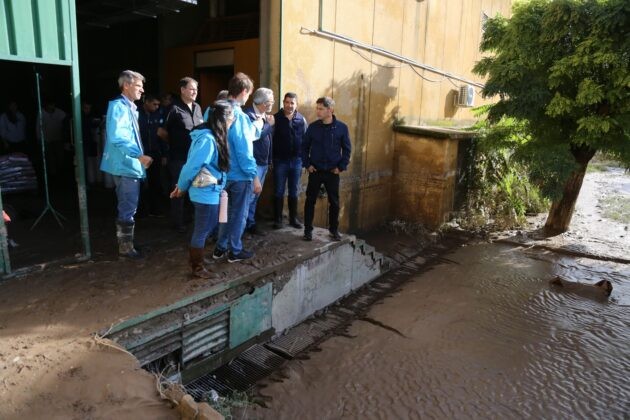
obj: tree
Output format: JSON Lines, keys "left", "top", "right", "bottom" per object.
{"left": 473, "top": 0, "right": 630, "bottom": 234}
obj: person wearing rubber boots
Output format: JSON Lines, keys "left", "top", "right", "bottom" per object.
{"left": 272, "top": 92, "right": 308, "bottom": 230}
{"left": 101, "top": 70, "right": 153, "bottom": 259}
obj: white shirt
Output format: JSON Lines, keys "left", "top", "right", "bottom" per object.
{"left": 36, "top": 107, "right": 67, "bottom": 143}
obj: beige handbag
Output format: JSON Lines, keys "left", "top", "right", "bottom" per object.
{"left": 192, "top": 167, "right": 219, "bottom": 188}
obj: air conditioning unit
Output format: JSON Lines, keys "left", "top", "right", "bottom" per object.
{"left": 455, "top": 84, "right": 475, "bottom": 107}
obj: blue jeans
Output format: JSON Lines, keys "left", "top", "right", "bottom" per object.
{"left": 190, "top": 202, "right": 219, "bottom": 248}
{"left": 245, "top": 165, "right": 268, "bottom": 228}
{"left": 273, "top": 158, "right": 302, "bottom": 198}
{"left": 113, "top": 175, "right": 141, "bottom": 224}
{"left": 216, "top": 180, "right": 252, "bottom": 254}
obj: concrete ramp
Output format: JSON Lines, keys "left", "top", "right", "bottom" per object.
{"left": 104, "top": 227, "right": 390, "bottom": 383}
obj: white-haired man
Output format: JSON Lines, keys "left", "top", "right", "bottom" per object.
{"left": 243, "top": 87, "right": 275, "bottom": 235}
{"left": 101, "top": 70, "right": 153, "bottom": 259}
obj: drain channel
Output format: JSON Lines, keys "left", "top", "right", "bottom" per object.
{"left": 184, "top": 241, "right": 461, "bottom": 400}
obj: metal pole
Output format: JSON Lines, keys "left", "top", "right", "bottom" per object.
{"left": 31, "top": 68, "right": 66, "bottom": 230}
{"left": 279, "top": 0, "right": 283, "bottom": 96}
{"left": 302, "top": 27, "right": 486, "bottom": 89}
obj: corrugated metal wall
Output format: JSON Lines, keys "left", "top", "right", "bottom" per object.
{"left": 0, "top": 0, "right": 71, "bottom": 65}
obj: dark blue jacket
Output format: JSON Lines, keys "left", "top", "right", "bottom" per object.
{"left": 272, "top": 109, "right": 307, "bottom": 161}
{"left": 302, "top": 115, "right": 351, "bottom": 171}
{"left": 244, "top": 106, "right": 273, "bottom": 166}
{"left": 139, "top": 109, "right": 167, "bottom": 159}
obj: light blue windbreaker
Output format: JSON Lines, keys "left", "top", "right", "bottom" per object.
{"left": 226, "top": 104, "right": 260, "bottom": 182}
{"left": 177, "top": 127, "right": 226, "bottom": 205}
{"left": 100, "top": 95, "right": 145, "bottom": 178}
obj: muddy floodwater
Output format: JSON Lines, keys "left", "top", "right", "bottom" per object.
{"left": 252, "top": 243, "right": 630, "bottom": 419}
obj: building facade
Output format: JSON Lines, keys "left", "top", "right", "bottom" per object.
{"left": 166, "top": 0, "right": 512, "bottom": 230}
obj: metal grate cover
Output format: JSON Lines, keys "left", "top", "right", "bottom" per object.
{"left": 186, "top": 344, "right": 286, "bottom": 399}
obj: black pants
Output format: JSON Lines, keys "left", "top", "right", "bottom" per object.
{"left": 304, "top": 170, "right": 339, "bottom": 233}
{"left": 139, "top": 160, "right": 164, "bottom": 215}
{"left": 168, "top": 159, "right": 186, "bottom": 227}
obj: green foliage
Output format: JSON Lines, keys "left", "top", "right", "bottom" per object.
{"left": 473, "top": 0, "right": 630, "bottom": 171}
{"left": 459, "top": 120, "right": 550, "bottom": 231}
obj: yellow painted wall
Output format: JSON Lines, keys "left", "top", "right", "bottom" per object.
{"left": 392, "top": 132, "right": 460, "bottom": 228}
{"left": 280, "top": 0, "right": 511, "bottom": 231}
{"left": 160, "top": 0, "right": 511, "bottom": 232}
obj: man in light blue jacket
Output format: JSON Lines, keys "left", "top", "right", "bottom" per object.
{"left": 213, "top": 73, "right": 263, "bottom": 263}
{"left": 101, "top": 70, "right": 154, "bottom": 259}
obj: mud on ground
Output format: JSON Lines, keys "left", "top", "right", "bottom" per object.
{"left": 0, "top": 224, "right": 343, "bottom": 419}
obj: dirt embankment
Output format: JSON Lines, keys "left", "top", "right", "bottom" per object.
{"left": 0, "top": 227, "right": 325, "bottom": 419}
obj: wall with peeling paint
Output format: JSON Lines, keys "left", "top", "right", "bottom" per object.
{"left": 280, "top": 0, "right": 510, "bottom": 231}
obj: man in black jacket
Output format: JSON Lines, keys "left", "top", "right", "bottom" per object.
{"left": 301, "top": 97, "right": 351, "bottom": 241}
{"left": 162, "top": 77, "right": 204, "bottom": 232}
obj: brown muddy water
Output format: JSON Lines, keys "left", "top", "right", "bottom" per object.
{"left": 251, "top": 243, "right": 630, "bottom": 419}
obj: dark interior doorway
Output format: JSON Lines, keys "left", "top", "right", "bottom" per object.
{"left": 0, "top": 60, "right": 84, "bottom": 269}
{"left": 197, "top": 65, "right": 234, "bottom": 110}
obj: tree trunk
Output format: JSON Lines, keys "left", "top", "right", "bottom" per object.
{"left": 544, "top": 145, "right": 596, "bottom": 235}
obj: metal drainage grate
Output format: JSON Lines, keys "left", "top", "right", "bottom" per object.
{"left": 186, "top": 344, "right": 287, "bottom": 399}
{"left": 266, "top": 322, "right": 327, "bottom": 358}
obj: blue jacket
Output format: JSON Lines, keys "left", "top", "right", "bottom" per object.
{"left": 244, "top": 106, "right": 273, "bottom": 166}
{"left": 100, "top": 95, "right": 145, "bottom": 179}
{"left": 302, "top": 115, "right": 351, "bottom": 171}
{"left": 177, "top": 127, "right": 226, "bottom": 205}
{"left": 226, "top": 104, "right": 260, "bottom": 181}
{"left": 273, "top": 109, "right": 307, "bottom": 161}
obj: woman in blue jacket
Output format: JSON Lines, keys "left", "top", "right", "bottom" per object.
{"left": 171, "top": 100, "right": 233, "bottom": 278}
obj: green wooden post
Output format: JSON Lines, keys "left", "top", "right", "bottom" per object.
{"left": 68, "top": 0, "right": 91, "bottom": 259}
{"left": 0, "top": 187, "right": 11, "bottom": 274}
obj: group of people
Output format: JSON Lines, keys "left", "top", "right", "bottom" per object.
{"left": 101, "top": 70, "right": 351, "bottom": 279}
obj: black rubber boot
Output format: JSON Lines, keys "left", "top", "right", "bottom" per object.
{"left": 273, "top": 197, "right": 284, "bottom": 229}
{"left": 116, "top": 221, "right": 143, "bottom": 260}
{"left": 288, "top": 196, "right": 302, "bottom": 229}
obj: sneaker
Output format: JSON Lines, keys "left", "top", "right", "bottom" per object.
{"left": 228, "top": 249, "right": 254, "bottom": 263}
{"left": 212, "top": 247, "right": 227, "bottom": 260}
{"left": 303, "top": 231, "right": 313, "bottom": 241}
{"left": 329, "top": 231, "right": 342, "bottom": 241}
